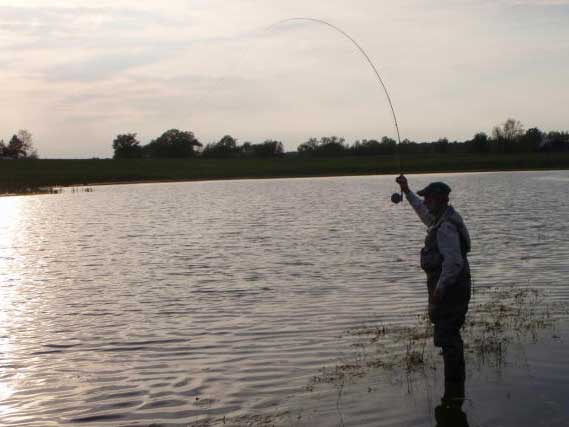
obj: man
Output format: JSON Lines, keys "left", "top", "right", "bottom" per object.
{"left": 395, "top": 174, "right": 472, "bottom": 407}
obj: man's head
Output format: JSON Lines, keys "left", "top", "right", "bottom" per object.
{"left": 417, "top": 182, "right": 451, "bottom": 215}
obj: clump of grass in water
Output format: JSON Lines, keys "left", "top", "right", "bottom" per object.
{"left": 306, "top": 313, "right": 433, "bottom": 389}
{"left": 183, "top": 288, "right": 566, "bottom": 427}
{"left": 1, "top": 185, "right": 94, "bottom": 196}
{"left": 186, "top": 411, "right": 291, "bottom": 427}
{"left": 0, "top": 186, "right": 62, "bottom": 196}
{"left": 308, "top": 287, "right": 567, "bottom": 389}
{"left": 466, "top": 287, "right": 560, "bottom": 368}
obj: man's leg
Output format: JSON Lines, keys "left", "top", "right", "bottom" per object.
{"left": 434, "top": 314, "right": 466, "bottom": 406}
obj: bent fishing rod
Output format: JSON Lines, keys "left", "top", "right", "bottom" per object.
{"left": 268, "top": 18, "right": 405, "bottom": 204}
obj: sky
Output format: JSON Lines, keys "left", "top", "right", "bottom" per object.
{"left": 1, "top": 0, "right": 568, "bottom": 158}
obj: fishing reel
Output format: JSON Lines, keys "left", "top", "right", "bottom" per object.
{"left": 391, "top": 192, "right": 403, "bottom": 204}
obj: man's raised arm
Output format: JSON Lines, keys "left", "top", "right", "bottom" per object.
{"left": 396, "top": 174, "right": 433, "bottom": 226}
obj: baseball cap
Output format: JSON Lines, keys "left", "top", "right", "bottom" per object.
{"left": 417, "top": 182, "right": 451, "bottom": 197}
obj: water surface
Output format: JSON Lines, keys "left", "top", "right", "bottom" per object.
{"left": 0, "top": 171, "right": 568, "bottom": 426}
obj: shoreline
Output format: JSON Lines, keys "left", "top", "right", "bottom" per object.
{"left": 2, "top": 165, "right": 568, "bottom": 196}
{"left": 2, "top": 151, "right": 569, "bottom": 195}
{"left": 64, "top": 166, "right": 569, "bottom": 190}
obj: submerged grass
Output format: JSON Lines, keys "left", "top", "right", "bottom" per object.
{"left": 186, "top": 411, "right": 291, "bottom": 427}
{"left": 308, "top": 287, "right": 568, "bottom": 388}
{"left": 177, "top": 287, "right": 567, "bottom": 426}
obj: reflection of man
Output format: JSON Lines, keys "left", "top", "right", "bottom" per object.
{"left": 396, "top": 175, "right": 471, "bottom": 407}
{"left": 435, "top": 404, "right": 469, "bottom": 427}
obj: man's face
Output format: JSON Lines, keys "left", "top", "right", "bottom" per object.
{"left": 424, "top": 193, "right": 445, "bottom": 214}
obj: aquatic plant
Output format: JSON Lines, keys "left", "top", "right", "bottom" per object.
{"left": 308, "top": 287, "right": 567, "bottom": 389}
{"left": 179, "top": 287, "right": 566, "bottom": 426}
{"left": 186, "top": 410, "right": 291, "bottom": 427}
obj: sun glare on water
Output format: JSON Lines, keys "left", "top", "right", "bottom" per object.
{"left": 0, "top": 197, "right": 27, "bottom": 406}
{"left": 0, "top": 197, "right": 24, "bottom": 252}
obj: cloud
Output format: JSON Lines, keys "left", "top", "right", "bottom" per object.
{"left": 44, "top": 50, "right": 175, "bottom": 82}
{"left": 0, "top": 5, "right": 169, "bottom": 35}
{"left": 1, "top": 0, "right": 568, "bottom": 157}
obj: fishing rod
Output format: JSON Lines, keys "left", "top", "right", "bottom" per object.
{"left": 268, "top": 18, "right": 404, "bottom": 204}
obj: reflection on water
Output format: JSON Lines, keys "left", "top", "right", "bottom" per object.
{"left": 0, "top": 171, "right": 568, "bottom": 426}
{"left": 0, "top": 197, "right": 26, "bottom": 409}
{"left": 435, "top": 404, "right": 469, "bottom": 427}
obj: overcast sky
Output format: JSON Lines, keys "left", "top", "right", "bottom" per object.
{"left": 1, "top": 0, "right": 568, "bottom": 157}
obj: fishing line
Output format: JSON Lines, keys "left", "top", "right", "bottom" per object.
{"left": 266, "top": 16, "right": 401, "bottom": 147}
{"left": 267, "top": 18, "right": 405, "bottom": 203}
{"left": 191, "top": 17, "right": 404, "bottom": 199}
{"left": 267, "top": 18, "right": 402, "bottom": 146}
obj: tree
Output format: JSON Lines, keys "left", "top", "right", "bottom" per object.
{"left": 493, "top": 118, "right": 524, "bottom": 141}
{"left": 398, "top": 138, "right": 419, "bottom": 154}
{"left": 145, "top": 129, "right": 202, "bottom": 158}
{"left": 380, "top": 136, "right": 397, "bottom": 154}
{"left": 434, "top": 138, "right": 449, "bottom": 154}
{"left": 492, "top": 118, "right": 524, "bottom": 152}
{"left": 520, "top": 128, "right": 543, "bottom": 152}
{"left": 352, "top": 139, "right": 378, "bottom": 156}
{"left": 5, "top": 135, "right": 25, "bottom": 158}
{"left": 112, "top": 133, "right": 143, "bottom": 159}
{"left": 467, "top": 132, "right": 490, "bottom": 154}
{"left": 240, "top": 142, "right": 253, "bottom": 157}
{"left": 317, "top": 136, "right": 347, "bottom": 156}
{"left": 202, "top": 135, "right": 240, "bottom": 158}
{"left": 1, "top": 130, "right": 37, "bottom": 159}
{"left": 249, "top": 140, "right": 284, "bottom": 157}
{"left": 297, "top": 137, "right": 319, "bottom": 155}
{"left": 218, "top": 135, "right": 238, "bottom": 154}
{"left": 297, "top": 136, "right": 347, "bottom": 156}
{"left": 544, "top": 131, "right": 569, "bottom": 152}
{"left": 352, "top": 137, "right": 397, "bottom": 156}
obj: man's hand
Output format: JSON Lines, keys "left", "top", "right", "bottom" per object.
{"left": 432, "top": 286, "right": 444, "bottom": 305}
{"left": 395, "top": 174, "right": 410, "bottom": 194}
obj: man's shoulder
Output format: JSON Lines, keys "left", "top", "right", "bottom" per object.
{"left": 440, "top": 207, "right": 472, "bottom": 253}
{"left": 437, "top": 220, "right": 460, "bottom": 237}
{"left": 436, "top": 209, "right": 466, "bottom": 236}
{"left": 445, "top": 206, "right": 468, "bottom": 228}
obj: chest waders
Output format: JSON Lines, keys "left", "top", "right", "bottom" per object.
{"left": 420, "top": 209, "right": 472, "bottom": 322}
{"left": 420, "top": 207, "right": 471, "bottom": 406}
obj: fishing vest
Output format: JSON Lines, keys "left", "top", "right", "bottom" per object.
{"left": 420, "top": 207, "right": 471, "bottom": 307}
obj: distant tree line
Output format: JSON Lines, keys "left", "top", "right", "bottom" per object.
{"left": 296, "top": 119, "right": 568, "bottom": 157}
{"left": 0, "top": 129, "right": 37, "bottom": 159}
{"left": 113, "top": 118, "right": 569, "bottom": 160}
{"left": 112, "top": 129, "right": 285, "bottom": 159}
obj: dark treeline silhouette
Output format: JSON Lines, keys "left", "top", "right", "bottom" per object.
{"left": 113, "top": 130, "right": 284, "bottom": 159}
{"left": 203, "top": 136, "right": 284, "bottom": 159}
{"left": 113, "top": 129, "right": 202, "bottom": 159}
{"left": 112, "top": 119, "right": 569, "bottom": 160}
{"left": 297, "top": 119, "right": 568, "bottom": 157}
{"left": 0, "top": 129, "right": 38, "bottom": 159}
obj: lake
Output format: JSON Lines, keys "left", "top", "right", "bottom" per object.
{"left": 1, "top": 171, "right": 568, "bottom": 426}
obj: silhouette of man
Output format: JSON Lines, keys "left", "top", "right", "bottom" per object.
{"left": 396, "top": 175, "right": 471, "bottom": 407}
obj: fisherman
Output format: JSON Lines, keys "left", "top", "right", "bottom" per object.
{"left": 395, "top": 174, "right": 472, "bottom": 407}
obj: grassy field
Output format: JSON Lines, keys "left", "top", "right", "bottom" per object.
{"left": 2, "top": 152, "right": 569, "bottom": 194}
